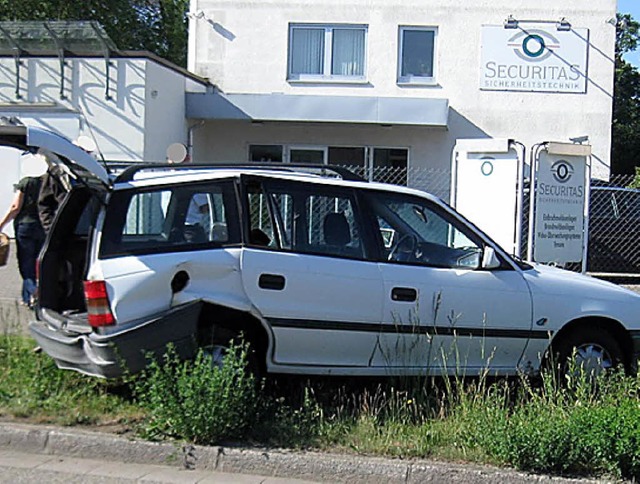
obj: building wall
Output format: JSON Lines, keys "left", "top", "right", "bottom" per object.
{"left": 0, "top": 56, "right": 190, "bottom": 163}
{"left": 0, "top": 55, "right": 193, "bottom": 235}
{"left": 188, "top": 0, "right": 616, "bottom": 178}
{"left": 144, "top": 61, "right": 190, "bottom": 162}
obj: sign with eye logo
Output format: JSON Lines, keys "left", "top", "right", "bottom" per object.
{"left": 480, "top": 25, "right": 589, "bottom": 93}
{"left": 532, "top": 144, "right": 589, "bottom": 265}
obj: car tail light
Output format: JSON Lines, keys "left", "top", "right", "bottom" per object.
{"left": 84, "top": 280, "right": 115, "bottom": 327}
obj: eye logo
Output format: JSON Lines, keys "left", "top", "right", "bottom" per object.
{"left": 551, "top": 160, "right": 573, "bottom": 183}
{"left": 480, "top": 157, "right": 494, "bottom": 176}
{"left": 507, "top": 29, "right": 560, "bottom": 62}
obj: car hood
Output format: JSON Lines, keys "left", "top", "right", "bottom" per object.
{"left": 522, "top": 263, "right": 640, "bottom": 329}
{"left": 525, "top": 263, "right": 634, "bottom": 296}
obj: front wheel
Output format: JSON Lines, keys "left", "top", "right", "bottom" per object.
{"left": 550, "top": 327, "right": 625, "bottom": 381}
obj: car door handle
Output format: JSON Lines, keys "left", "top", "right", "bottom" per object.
{"left": 259, "top": 273, "right": 286, "bottom": 291}
{"left": 391, "top": 287, "right": 417, "bottom": 302}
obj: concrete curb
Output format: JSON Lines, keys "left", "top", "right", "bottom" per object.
{"left": 0, "top": 422, "right": 603, "bottom": 483}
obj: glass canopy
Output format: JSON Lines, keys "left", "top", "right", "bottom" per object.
{"left": 0, "top": 21, "right": 117, "bottom": 53}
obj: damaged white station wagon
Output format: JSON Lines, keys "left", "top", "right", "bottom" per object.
{"left": 2, "top": 125, "right": 640, "bottom": 379}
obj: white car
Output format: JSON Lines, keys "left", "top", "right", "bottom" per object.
{"left": 2, "top": 125, "right": 639, "bottom": 378}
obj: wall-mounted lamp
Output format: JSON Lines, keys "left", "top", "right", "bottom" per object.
{"left": 556, "top": 18, "right": 572, "bottom": 31}
{"left": 503, "top": 15, "right": 573, "bottom": 31}
{"left": 504, "top": 15, "right": 518, "bottom": 29}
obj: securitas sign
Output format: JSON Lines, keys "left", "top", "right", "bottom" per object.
{"left": 480, "top": 25, "right": 589, "bottom": 93}
{"left": 533, "top": 152, "right": 586, "bottom": 264}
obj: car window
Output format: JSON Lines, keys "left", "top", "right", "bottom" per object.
{"left": 303, "top": 193, "right": 363, "bottom": 258}
{"left": 590, "top": 189, "right": 616, "bottom": 219}
{"left": 270, "top": 192, "right": 294, "bottom": 249}
{"left": 367, "top": 192, "right": 483, "bottom": 269}
{"left": 100, "top": 181, "right": 239, "bottom": 258}
{"left": 246, "top": 184, "right": 277, "bottom": 248}
{"left": 250, "top": 180, "right": 366, "bottom": 259}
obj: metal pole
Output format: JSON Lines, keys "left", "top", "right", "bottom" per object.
{"left": 512, "top": 140, "right": 526, "bottom": 258}
{"left": 582, "top": 156, "right": 592, "bottom": 274}
{"left": 527, "top": 143, "right": 546, "bottom": 261}
{"left": 43, "top": 22, "right": 67, "bottom": 100}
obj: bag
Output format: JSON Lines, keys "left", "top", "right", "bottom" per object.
{"left": 0, "top": 233, "right": 9, "bottom": 267}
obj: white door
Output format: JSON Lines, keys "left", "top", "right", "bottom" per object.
{"left": 240, "top": 178, "right": 384, "bottom": 370}
{"left": 363, "top": 190, "right": 535, "bottom": 374}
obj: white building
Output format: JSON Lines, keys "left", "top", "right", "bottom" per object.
{"left": 0, "top": 5, "right": 619, "bottom": 230}
{"left": 0, "top": 21, "right": 210, "bottom": 234}
{"left": 186, "top": 0, "right": 617, "bottom": 196}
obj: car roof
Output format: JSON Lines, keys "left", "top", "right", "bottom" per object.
{"left": 114, "top": 165, "right": 442, "bottom": 202}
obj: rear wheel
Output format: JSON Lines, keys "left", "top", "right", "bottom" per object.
{"left": 201, "top": 344, "right": 228, "bottom": 368}
{"left": 198, "top": 327, "right": 263, "bottom": 381}
{"left": 550, "top": 327, "right": 625, "bottom": 381}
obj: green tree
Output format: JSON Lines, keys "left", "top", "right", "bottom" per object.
{"left": 0, "top": 0, "right": 189, "bottom": 67}
{"left": 612, "top": 13, "right": 640, "bottom": 174}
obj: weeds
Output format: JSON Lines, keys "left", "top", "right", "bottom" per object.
{"left": 134, "top": 342, "right": 258, "bottom": 445}
{"left": 2, "top": 331, "right": 640, "bottom": 480}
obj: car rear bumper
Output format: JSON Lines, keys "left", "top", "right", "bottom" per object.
{"left": 29, "top": 301, "right": 203, "bottom": 378}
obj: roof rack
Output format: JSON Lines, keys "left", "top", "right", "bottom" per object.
{"left": 114, "top": 163, "right": 367, "bottom": 183}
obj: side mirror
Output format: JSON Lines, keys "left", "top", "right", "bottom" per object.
{"left": 481, "top": 247, "right": 501, "bottom": 270}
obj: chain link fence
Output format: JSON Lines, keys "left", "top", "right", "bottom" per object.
{"left": 345, "top": 165, "right": 640, "bottom": 277}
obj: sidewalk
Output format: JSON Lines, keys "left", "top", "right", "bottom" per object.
{"left": 0, "top": 241, "right": 32, "bottom": 335}
{"left": 0, "top": 422, "right": 606, "bottom": 483}
{"left": 0, "top": 449, "right": 315, "bottom": 484}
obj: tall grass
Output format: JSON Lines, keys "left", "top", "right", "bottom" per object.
{"left": 2, "top": 331, "right": 640, "bottom": 480}
{"left": 0, "top": 334, "right": 139, "bottom": 425}
{"left": 318, "top": 368, "right": 640, "bottom": 480}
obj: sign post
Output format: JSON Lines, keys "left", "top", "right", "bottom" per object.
{"left": 529, "top": 142, "right": 591, "bottom": 270}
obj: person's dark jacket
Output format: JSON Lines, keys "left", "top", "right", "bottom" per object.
{"left": 38, "top": 165, "right": 71, "bottom": 234}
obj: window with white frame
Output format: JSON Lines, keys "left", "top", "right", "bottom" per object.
{"left": 398, "top": 26, "right": 437, "bottom": 84}
{"left": 288, "top": 24, "right": 367, "bottom": 80}
{"left": 248, "top": 144, "right": 408, "bottom": 185}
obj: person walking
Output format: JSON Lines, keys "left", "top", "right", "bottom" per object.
{"left": 0, "top": 174, "right": 46, "bottom": 307}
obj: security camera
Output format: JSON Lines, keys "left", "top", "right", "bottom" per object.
{"left": 569, "top": 135, "right": 589, "bottom": 144}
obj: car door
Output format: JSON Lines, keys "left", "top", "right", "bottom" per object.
{"left": 97, "top": 179, "right": 244, "bottom": 323}
{"left": 362, "top": 189, "right": 535, "bottom": 375}
{"left": 240, "top": 177, "right": 384, "bottom": 371}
